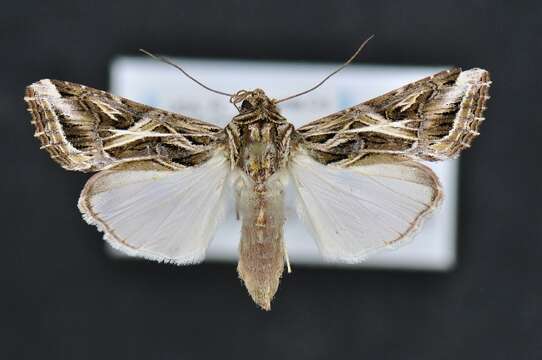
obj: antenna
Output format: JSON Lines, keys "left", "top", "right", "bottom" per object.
{"left": 139, "top": 49, "right": 234, "bottom": 97}
{"left": 274, "top": 35, "right": 375, "bottom": 104}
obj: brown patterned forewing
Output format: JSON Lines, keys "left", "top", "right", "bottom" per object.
{"left": 25, "top": 79, "right": 225, "bottom": 172}
{"left": 296, "top": 68, "right": 491, "bottom": 165}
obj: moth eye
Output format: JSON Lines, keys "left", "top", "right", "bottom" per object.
{"left": 241, "top": 100, "right": 253, "bottom": 111}
{"left": 243, "top": 150, "right": 251, "bottom": 163}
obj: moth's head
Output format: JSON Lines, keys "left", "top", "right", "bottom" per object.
{"left": 231, "top": 89, "right": 274, "bottom": 112}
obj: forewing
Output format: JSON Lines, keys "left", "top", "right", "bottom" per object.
{"left": 289, "top": 152, "right": 442, "bottom": 262}
{"left": 78, "top": 152, "right": 230, "bottom": 264}
{"left": 25, "top": 79, "right": 224, "bottom": 172}
{"left": 296, "top": 68, "right": 491, "bottom": 164}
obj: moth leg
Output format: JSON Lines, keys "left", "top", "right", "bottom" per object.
{"left": 284, "top": 245, "right": 292, "bottom": 273}
{"left": 233, "top": 173, "right": 244, "bottom": 221}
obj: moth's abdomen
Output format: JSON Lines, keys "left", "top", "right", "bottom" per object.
{"left": 236, "top": 175, "right": 287, "bottom": 310}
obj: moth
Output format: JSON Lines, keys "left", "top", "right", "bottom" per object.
{"left": 25, "top": 39, "right": 491, "bottom": 310}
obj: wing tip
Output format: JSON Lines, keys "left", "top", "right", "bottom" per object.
{"left": 25, "top": 78, "right": 95, "bottom": 171}
{"left": 421, "top": 67, "right": 491, "bottom": 160}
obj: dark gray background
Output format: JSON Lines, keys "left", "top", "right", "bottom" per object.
{"left": 3, "top": 1, "right": 541, "bottom": 359}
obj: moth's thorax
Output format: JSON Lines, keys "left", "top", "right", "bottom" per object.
{"left": 226, "top": 89, "right": 294, "bottom": 184}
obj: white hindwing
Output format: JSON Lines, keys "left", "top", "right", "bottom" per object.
{"left": 78, "top": 153, "right": 230, "bottom": 264}
{"left": 289, "top": 152, "right": 443, "bottom": 263}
